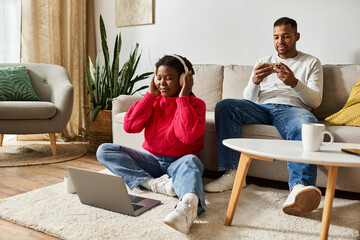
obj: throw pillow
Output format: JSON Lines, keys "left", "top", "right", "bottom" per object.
{"left": 0, "top": 66, "right": 39, "bottom": 101}
{"left": 325, "top": 78, "right": 360, "bottom": 126}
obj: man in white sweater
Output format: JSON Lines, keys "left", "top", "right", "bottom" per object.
{"left": 205, "top": 17, "right": 324, "bottom": 217}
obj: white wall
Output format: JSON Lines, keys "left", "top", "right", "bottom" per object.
{"left": 94, "top": 0, "right": 360, "bottom": 80}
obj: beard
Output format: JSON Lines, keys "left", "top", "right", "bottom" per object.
{"left": 276, "top": 43, "right": 296, "bottom": 57}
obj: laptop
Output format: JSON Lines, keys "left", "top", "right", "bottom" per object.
{"left": 67, "top": 167, "right": 161, "bottom": 216}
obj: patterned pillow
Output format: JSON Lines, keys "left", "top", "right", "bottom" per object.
{"left": 325, "top": 78, "right": 360, "bottom": 126}
{"left": 0, "top": 66, "right": 39, "bottom": 101}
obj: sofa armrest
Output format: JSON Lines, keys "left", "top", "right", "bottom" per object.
{"left": 112, "top": 95, "right": 142, "bottom": 119}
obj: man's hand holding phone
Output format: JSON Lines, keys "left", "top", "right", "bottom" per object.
{"left": 272, "top": 62, "right": 298, "bottom": 88}
{"left": 252, "top": 63, "right": 276, "bottom": 85}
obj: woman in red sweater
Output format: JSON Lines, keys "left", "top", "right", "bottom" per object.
{"left": 97, "top": 55, "right": 206, "bottom": 234}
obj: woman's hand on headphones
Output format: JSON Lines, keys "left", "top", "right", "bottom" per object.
{"left": 148, "top": 72, "right": 160, "bottom": 96}
{"left": 179, "top": 70, "right": 194, "bottom": 97}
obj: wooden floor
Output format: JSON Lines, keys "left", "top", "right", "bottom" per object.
{"left": 0, "top": 150, "right": 104, "bottom": 240}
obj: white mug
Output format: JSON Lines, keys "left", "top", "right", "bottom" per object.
{"left": 302, "top": 123, "right": 334, "bottom": 152}
{"left": 64, "top": 175, "right": 77, "bottom": 194}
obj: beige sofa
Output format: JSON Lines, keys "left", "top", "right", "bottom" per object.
{"left": 112, "top": 64, "right": 360, "bottom": 193}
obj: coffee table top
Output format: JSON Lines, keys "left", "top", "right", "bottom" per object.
{"left": 223, "top": 139, "right": 360, "bottom": 167}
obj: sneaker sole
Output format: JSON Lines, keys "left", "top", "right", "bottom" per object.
{"left": 164, "top": 220, "right": 189, "bottom": 234}
{"left": 282, "top": 188, "right": 321, "bottom": 216}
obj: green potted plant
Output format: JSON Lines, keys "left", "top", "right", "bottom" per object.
{"left": 86, "top": 15, "right": 152, "bottom": 151}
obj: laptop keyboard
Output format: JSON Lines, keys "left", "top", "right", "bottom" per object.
{"left": 129, "top": 195, "right": 144, "bottom": 203}
{"left": 129, "top": 195, "right": 145, "bottom": 211}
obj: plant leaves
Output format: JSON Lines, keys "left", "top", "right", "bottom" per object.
{"left": 86, "top": 14, "right": 151, "bottom": 121}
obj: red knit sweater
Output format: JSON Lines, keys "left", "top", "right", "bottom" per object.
{"left": 124, "top": 92, "right": 206, "bottom": 158}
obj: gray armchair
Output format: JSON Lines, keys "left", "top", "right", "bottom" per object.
{"left": 0, "top": 63, "right": 74, "bottom": 155}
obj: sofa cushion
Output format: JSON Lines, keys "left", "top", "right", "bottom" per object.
{"left": 113, "top": 112, "right": 126, "bottom": 124}
{"left": 193, "top": 65, "right": 223, "bottom": 111}
{"left": 312, "top": 64, "right": 360, "bottom": 120}
{"left": 222, "top": 65, "right": 253, "bottom": 100}
{"left": 0, "top": 101, "right": 56, "bottom": 119}
{"left": 0, "top": 66, "right": 39, "bottom": 101}
{"left": 242, "top": 124, "right": 283, "bottom": 139}
{"left": 200, "top": 111, "right": 218, "bottom": 171}
{"left": 324, "top": 125, "right": 360, "bottom": 143}
{"left": 324, "top": 78, "right": 360, "bottom": 126}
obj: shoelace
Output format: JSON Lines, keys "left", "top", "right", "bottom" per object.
{"left": 152, "top": 175, "right": 169, "bottom": 193}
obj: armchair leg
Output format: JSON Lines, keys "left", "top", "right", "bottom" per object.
{"left": 0, "top": 134, "right": 3, "bottom": 146}
{"left": 49, "top": 133, "right": 57, "bottom": 155}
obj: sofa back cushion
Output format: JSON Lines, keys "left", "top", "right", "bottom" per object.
{"left": 222, "top": 65, "right": 253, "bottom": 100}
{"left": 221, "top": 64, "right": 360, "bottom": 121}
{"left": 193, "top": 64, "right": 223, "bottom": 111}
{"left": 193, "top": 63, "right": 360, "bottom": 121}
{"left": 312, "top": 64, "right": 360, "bottom": 120}
{"left": 0, "top": 63, "right": 71, "bottom": 102}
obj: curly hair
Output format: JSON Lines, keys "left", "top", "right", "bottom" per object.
{"left": 155, "top": 54, "right": 195, "bottom": 76}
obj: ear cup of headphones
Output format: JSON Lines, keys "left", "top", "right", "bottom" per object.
{"left": 179, "top": 73, "right": 186, "bottom": 86}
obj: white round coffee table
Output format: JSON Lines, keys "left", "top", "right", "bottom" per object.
{"left": 222, "top": 138, "right": 360, "bottom": 240}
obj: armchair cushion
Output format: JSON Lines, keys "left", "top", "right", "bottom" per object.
{"left": 0, "top": 66, "right": 39, "bottom": 101}
{"left": 0, "top": 101, "right": 56, "bottom": 120}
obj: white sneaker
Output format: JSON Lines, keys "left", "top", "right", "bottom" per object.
{"left": 164, "top": 201, "right": 197, "bottom": 234}
{"left": 204, "top": 170, "right": 246, "bottom": 192}
{"left": 282, "top": 184, "right": 321, "bottom": 216}
{"left": 151, "top": 174, "right": 176, "bottom": 197}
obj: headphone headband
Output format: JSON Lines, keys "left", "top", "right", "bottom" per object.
{"left": 167, "top": 54, "right": 189, "bottom": 73}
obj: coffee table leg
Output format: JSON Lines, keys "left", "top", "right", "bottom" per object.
{"left": 224, "top": 153, "right": 252, "bottom": 226}
{"left": 320, "top": 166, "right": 338, "bottom": 240}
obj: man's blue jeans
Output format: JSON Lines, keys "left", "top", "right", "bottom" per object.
{"left": 215, "top": 99, "right": 319, "bottom": 191}
{"left": 96, "top": 143, "right": 206, "bottom": 215}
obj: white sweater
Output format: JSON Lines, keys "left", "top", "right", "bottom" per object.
{"left": 243, "top": 51, "right": 323, "bottom": 110}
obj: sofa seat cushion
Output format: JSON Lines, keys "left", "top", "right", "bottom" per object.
{"left": 0, "top": 101, "right": 56, "bottom": 119}
{"left": 242, "top": 124, "right": 283, "bottom": 139}
{"left": 204, "top": 111, "right": 283, "bottom": 139}
{"left": 205, "top": 113, "right": 360, "bottom": 143}
{"left": 324, "top": 125, "right": 360, "bottom": 143}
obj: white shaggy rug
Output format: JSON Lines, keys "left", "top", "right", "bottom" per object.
{"left": 0, "top": 179, "right": 359, "bottom": 240}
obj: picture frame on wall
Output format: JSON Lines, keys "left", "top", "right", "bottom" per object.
{"left": 115, "top": 0, "right": 154, "bottom": 27}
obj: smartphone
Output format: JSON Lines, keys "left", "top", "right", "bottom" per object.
{"left": 341, "top": 148, "right": 360, "bottom": 157}
{"left": 268, "top": 63, "right": 281, "bottom": 68}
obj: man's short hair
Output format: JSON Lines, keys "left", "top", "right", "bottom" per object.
{"left": 274, "top": 17, "right": 297, "bottom": 33}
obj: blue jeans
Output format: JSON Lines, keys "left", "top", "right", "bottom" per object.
{"left": 96, "top": 143, "right": 206, "bottom": 215}
{"left": 215, "top": 99, "right": 319, "bottom": 191}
